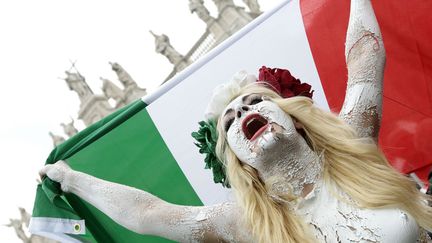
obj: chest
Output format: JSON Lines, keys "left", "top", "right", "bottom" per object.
{"left": 297, "top": 184, "right": 419, "bottom": 242}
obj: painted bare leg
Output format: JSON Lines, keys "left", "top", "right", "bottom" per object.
{"left": 339, "top": 0, "right": 386, "bottom": 140}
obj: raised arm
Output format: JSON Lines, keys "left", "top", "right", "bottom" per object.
{"left": 339, "top": 0, "right": 386, "bottom": 140}
{"left": 40, "top": 161, "right": 249, "bottom": 242}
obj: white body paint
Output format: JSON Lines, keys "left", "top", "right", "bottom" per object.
{"left": 298, "top": 180, "right": 419, "bottom": 242}
{"left": 225, "top": 97, "right": 299, "bottom": 166}
{"left": 40, "top": 161, "right": 247, "bottom": 242}
{"left": 225, "top": 96, "right": 321, "bottom": 196}
{"left": 39, "top": 0, "right": 423, "bottom": 242}
{"left": 339, "top": 0, "right": 386, "bottom": 140}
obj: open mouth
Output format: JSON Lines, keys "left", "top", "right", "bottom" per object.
{"left": 242, "top": 114, "right": 269, "bottom": 141}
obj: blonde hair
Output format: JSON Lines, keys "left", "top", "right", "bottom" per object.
{"left": 215, "top": 83, "right": 432, "bottom": 243}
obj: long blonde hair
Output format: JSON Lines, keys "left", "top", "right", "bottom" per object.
{"left": 215, "top": 83, "right": 432, "bottom": 243}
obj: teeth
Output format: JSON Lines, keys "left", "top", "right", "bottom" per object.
{"left": 263, "top": 132, "right": 272, "bottom": 141}
{"left": 247, "top": 118, "right": 256, "bottom": 126}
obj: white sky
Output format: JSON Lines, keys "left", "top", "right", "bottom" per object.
{"left": 0, "top": 0, "right": 282, "bottom": 241}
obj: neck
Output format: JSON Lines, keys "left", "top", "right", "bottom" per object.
{"left": 258, "top": 134, "right": 322, "bottom": 198}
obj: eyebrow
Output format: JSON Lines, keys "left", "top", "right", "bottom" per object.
{"left": 224, "top": 108, "right": 234, "bottom": 117}
{"left": 241, "top": 94, "right": 252, "bottom": 104}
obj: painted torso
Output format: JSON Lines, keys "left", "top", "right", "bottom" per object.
{"left": 297, "top": 179, "right": 419, "bottom": 242}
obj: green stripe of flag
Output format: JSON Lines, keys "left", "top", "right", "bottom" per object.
{"left": 31, "top": 99, "right": 203, "bottom": 242}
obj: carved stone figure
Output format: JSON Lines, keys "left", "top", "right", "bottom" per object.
{"left": 101, "top": 77, "right": 125, "bottom": 106}
{"left": 189, "top": 0, "right": 214, "bottom": 25}
{"left": 6, "top": 208, "right": 59, "bottom": 243}
{"left": 150, "top": 31, "right": 185, "bottom": 65}
{"left": 60, "top": 119, "right": 78, "bottom": 137}
{"left": 6, "top": 218, "right": 29, "bottom": 243}
{"left": 242, "top": 0, "right": 261, "bottom": 14}
{"left": 48, "top": 132, "right": 65, "bottom": 147}
{"left": 212, "top": 0, "right": 235, "bottom": 13}
{"left": 19, "top": 207, "right": 31, "bottom": 228}
{"left": 64, "top": 71, "right": 93, "bottom": 101}
{"left": 109, "top": 62, "right": 136, "bottom": 88}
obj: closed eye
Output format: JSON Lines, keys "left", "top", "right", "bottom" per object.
{"left": 224, "top": 117, "right": 234, "bottom": 132}
{"left": 243, "top": 93, "right": 264, "bottom": 106}
{"left": 223, "top": 109, "right": 235, "bottom": 132}
{"left": 249, "top": 97, "right": 263, "bottom": 105}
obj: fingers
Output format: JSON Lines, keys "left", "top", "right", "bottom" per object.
{"left": 39, "top": 162, "right": 67, "bottom": 182}
{"left": 39, "top": 160, "right": 70, "bottom": 177}
{"left": 38, "top": 165, "right": 50, "bottom": 180}
{"left": 57, "top": 160, "right": 71, "bottom": 170}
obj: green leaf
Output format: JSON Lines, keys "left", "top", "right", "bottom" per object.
{"left": 191, "top": 119, "right": 230, "bottom": 188}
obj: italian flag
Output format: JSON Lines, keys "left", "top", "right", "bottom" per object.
{"left": 29, "top": 0, "right": 432, "bottom": 242}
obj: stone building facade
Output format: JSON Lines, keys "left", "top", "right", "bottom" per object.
{"left": 49, "top": 62, "right": 147, "bottom": 145}
{"left": 49, "top": 0, "right": 261, "bottom": 145}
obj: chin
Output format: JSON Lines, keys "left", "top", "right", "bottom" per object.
{"left": 255, "top": 131, "right": 281, "bottom": 151}
{"left": 251, "top": 123, "right": 300, "bottom": 158}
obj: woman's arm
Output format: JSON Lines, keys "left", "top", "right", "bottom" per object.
{"left": 339, "top": 0, "right": 386, "bottom": 140}
{"left": 40, "top": 161, "right": 248, "bottom": 242}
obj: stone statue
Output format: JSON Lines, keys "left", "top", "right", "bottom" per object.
{"left": 101, "top": 77, "right": 125, "bottom": 106}
{"left": 64, "top": 71, "right": 93, "bottom": 101}
{"left": 212, "top": 0, "right": 235, "bottom": 13}
{"left": 243, "top": 0, "right": 261, "bottom": 14}
{"left": 6, "top": 218, "right": 29, "bottom": 243}
{"left": 189, "top": 0, "right": 214, "bottom": 25}
{"left": 60, "top": 119, "right": 78, "bottom": 137}
{"left": 19, "top": 207, "right": 31, "bottom": 228}
{"left": 5, "top": 208, "right": 59, "bottom": 243}
{"left": 109, "top": 62, "right": 136, "bottom": 88}
{"left": 48, "top": 132, "right": 65, "bottom": 147}
{"left": 149, "top": 31, "right": 185, "bottom": 65}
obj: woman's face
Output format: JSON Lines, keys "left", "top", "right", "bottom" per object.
{"left": 221, "top": 93, "right": 302, "bottom": 170}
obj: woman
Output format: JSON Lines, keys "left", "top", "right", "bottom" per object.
{"left": 40, "top": 0, "right": 432, "bottom": 242}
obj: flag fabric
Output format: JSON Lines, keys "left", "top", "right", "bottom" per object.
{"left": 300, "top": 0, "right": 432, "bottom": 185}
{"left": 29, "top": 0, "right": 432, "bottom": 242}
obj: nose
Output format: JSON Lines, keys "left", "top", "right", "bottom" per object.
{"left": 235, "top": 105, "right": 249, "bottom": 118}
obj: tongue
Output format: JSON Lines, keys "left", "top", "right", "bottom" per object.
{"left": 250, "top": 124, "right": 269, "bottom": 141}
{"left": 246, "top": 119, "right": 266, "bottom": 140}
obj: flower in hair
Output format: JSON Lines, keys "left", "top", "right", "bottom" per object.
{"left": 258, "top": 66, "right": 313, "bottom": 98}
{"left": 191, "top": 119, "right": 230, "bottom": 187}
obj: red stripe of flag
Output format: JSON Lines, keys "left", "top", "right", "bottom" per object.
{"left": 300, "top": 0, "right": 432, "bottom": 184}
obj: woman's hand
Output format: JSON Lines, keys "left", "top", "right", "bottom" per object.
{"left": 39, "top": 160, "right": 73, "bottom": 192}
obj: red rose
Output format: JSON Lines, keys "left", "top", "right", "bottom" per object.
{"left": 258, "top": 66, "right": 313, "bottom": 98}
